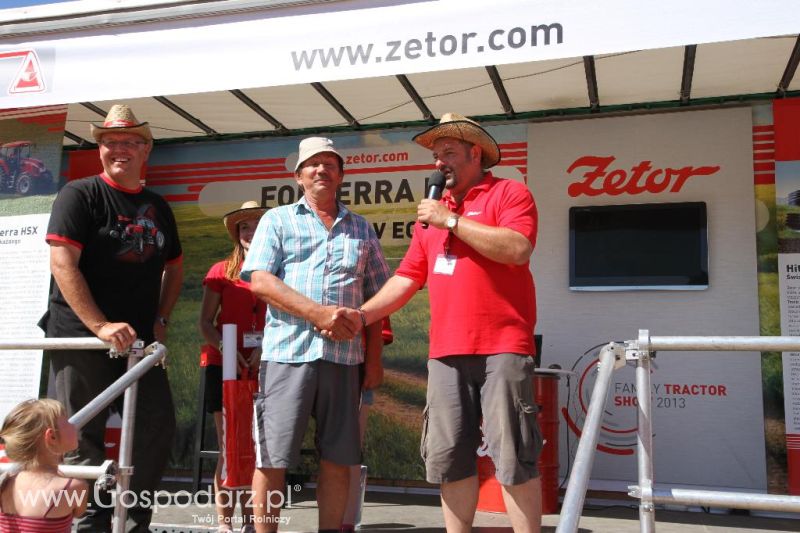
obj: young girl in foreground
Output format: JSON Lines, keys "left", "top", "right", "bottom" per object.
{"left": 0, "top": 399, "right": 88, "bottom": 532}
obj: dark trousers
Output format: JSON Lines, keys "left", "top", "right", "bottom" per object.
{"left": 48, "top": 348, "right": 176, "bottom": 533}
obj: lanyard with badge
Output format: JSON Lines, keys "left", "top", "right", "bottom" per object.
{"left": 241, "top": 292, "right": 263, "bottom": 349}
{"left": 433, "top": 217, "right": 458, "bottom": 276}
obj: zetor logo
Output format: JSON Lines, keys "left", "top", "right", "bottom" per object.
{"left": 0, "top": 49, "right": 46, "bottom": 94}
{"left": 566, "top": 155, "right": 720, "bottom": 197}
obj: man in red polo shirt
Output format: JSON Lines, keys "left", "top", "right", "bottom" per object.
{"left": 351, "top": 112, "right": 542, "bottom": 533}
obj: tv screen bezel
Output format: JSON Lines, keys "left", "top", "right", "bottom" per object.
{"left": 568, "top": 201, "right": 709, "bottom": 292}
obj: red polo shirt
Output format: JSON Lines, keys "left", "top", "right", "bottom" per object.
{"left": 395, "top": 172, "right": 537, "bottom": 359}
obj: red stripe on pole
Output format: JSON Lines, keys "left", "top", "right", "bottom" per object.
{"left": 788, "top": 447, "right": 800, "bottom": 495}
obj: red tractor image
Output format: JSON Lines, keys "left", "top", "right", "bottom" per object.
{"left": 0, "top": 141, "right": 54, "bottom": 195}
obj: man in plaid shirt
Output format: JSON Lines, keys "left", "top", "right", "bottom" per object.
{"left": 241, "top": 137, "right": 389, "bottom": 533}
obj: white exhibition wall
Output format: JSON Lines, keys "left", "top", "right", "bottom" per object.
{"left": 529, "top": 107, "right": 765, "bottom": 490}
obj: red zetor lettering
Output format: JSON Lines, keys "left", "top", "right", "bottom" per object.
{"left": 566, "top": 155, "right": 721, "bottom": 197}
{"left": 566, "top": 156, "right": 613, "bottom": 197}
{"left": 666, "top": 166, "right": 721, "bottom": 192}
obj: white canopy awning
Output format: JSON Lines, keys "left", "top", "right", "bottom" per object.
{"left": 1, "top": 0, "right": 799, "bottom": 145}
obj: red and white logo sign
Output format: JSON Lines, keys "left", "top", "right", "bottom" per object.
{"left": 566, "top": 155, "right": 721, "bottom": 197}
{"left": 1, "top": 49, "right": 46, "bottom": 94}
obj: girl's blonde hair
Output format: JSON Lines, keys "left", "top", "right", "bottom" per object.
{"left": 223, "top": 241, "right": 246, "bottom": 282}
{"left": 224, "top": 216, "right": 261, "bottom": 282}
{"left": 0, "top": 398, "right": 66, "bottom": 467}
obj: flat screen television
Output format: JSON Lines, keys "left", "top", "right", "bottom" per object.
{"left": 569, "top": 202, "right": 709, "bottom": 291}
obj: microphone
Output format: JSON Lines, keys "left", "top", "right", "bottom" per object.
{"left": 422, "top": 170, "right": 446, "bottom": 229}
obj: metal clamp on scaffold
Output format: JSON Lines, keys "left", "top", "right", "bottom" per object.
{"left": 145, "top": 341, "right": 168, "bottom": 368}
{"left": 597, "top": 341, "right": 628, "bottom": 370}
{"left": 623, "top": 329, "right": 656, "bottom": 364}
{"left": 116, "top": 465, "right": 134, "bottom": 479}
{"left": 89, "top": 460, "right": 119, "bottom": 491}
{"left": 109, "top": 339, "right": 144, "bottom": 359}
{"left": 109, "top": 340, "right": 168, "bottom": 368}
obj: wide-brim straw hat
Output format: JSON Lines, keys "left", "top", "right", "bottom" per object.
{"left": 223, "top": 201, "right": 267, "bottom": 241}
{"left": 90, "top": 104, "right": 153, "bottom": 143}
{"left": 294, "top": 136, "right": 343, "bottom": 172}
{"left": 413, "top": 112, "right": 500, "bottom": 168}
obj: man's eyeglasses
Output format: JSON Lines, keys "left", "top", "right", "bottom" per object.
{"left": 98, "top": 140, "right": 148, "bottom": 150}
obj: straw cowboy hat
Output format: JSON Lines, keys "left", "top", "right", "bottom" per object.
{"left": 223, "top": 201, "right": 267, "bottom": 241}
{"left": 294, "top": 136, "right": 343, "bottom": 172}
{"left": 90, "top": 104, "right": 153, "bottom": 143}
{"left": 413, "top": 112, "right": 500, "bottom": 168}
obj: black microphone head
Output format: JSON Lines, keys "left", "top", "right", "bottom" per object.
{"left": 426, "top": 170, "right": 446, "bottom": 200}
{"left": 428, "top": 170, "right": 446, "bottom": 189}
{"left": 422, "top": 170, "right": 447, "bottom": 227}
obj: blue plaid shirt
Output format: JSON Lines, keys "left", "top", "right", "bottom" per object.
{"left": 241, "top": 197, "right": 390, "bottom": 365}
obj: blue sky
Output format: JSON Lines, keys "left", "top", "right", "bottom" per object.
{"left": 0, "top": 0, "right": 74, "bottom": 8}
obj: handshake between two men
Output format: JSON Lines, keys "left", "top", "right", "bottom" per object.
{"left": 313, "top": 306, "right": 368, "bottom": 342}
{"left": 312, "top": 304, "right": 388, "bottom": 391}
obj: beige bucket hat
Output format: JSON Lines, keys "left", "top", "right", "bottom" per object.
{"left": 294, "top": 137, "right": 344, "bottom": 172}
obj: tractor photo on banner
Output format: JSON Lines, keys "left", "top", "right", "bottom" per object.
{"left": 0, "top": 107, "right": 62, "bottom": 198}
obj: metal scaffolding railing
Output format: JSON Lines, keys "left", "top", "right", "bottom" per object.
{"left": 556, "top": 330, "right": 800, "bottom": 533}
{"left": 0, "top": 338, "right": 168, "bottom": 533}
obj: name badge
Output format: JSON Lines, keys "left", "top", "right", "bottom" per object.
{"left": 243, "top": 332, "right": 263, "bottom": 348}
{"left": 433, "top": 254, "right": 457, "bottom": 275}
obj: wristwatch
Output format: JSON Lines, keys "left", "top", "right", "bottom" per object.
{"left": 446, "top": 214, "right": 460, "bottom": 232}
{"left": 157, "top": 316, "right": 168, "bottom": 327}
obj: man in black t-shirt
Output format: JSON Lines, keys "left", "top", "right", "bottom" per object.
{"left": 40, "top": 104, "right": 183, "bottom": 533}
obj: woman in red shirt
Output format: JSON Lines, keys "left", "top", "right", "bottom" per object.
{"left": 199, "top": 201, "right": 267, "bottom": 533}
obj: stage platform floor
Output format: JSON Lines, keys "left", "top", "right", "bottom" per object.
{"left": 146, "top": 487, "right": 799, "bottom": 533}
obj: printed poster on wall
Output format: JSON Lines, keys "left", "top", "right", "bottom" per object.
{"left": 0, "top": 214, "right": 50, "bottom": 421}
{"left": 529, "top": 107, "right": 766, "bottom": 491}
{"left": 0, "top": 105, "right": 66, "bottom": 420}
{"left": 773, "top": 98, "right": 800, "bottom": 495}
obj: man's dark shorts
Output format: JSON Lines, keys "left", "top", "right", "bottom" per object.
{"left": 421, "top": 353, "right": 542, "bottom": 486}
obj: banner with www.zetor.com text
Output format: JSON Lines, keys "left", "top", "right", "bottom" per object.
{"left": 2, "top": 0, "right": 800, "bottom": 109}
